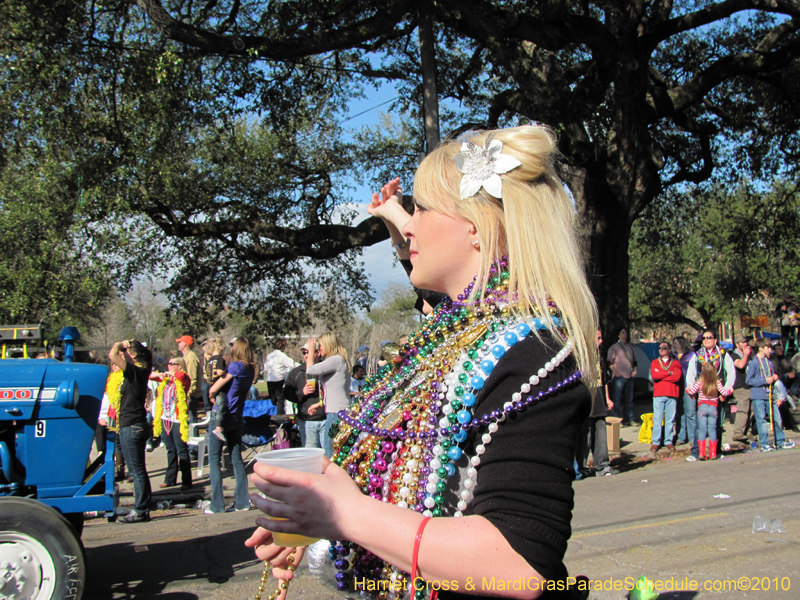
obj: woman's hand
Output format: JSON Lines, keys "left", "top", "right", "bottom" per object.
{"left": 307, "top": 403, "right": 321, "bottom": 416}
{"left": 367, "top": 178, "right": 403, "bottom": 219}
{"left": 243, "top": 531, "right": 305, "bottom": 600}
{"left": 248, "top": 458, "right": 363, "bottom": 544}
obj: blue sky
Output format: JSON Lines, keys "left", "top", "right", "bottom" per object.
{"left": 339, "top": 91, "right": 411, "bottom": 296}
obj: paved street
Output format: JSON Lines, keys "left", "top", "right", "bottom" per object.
{"left": 81, "top": 421, "right": 799, "bottom": 600}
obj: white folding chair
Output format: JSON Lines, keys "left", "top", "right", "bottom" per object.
{"left": 188, "top": 415, "right": 211, "bottom": 477}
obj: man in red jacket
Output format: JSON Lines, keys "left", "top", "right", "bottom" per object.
{"left": 650, "top": 339, "right": 683, "bottom": 453}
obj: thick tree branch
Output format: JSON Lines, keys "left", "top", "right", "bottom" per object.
{"left": 650, "top": 21, "right": 800, "bottom": 116}
{"left": 664, "top": 132, "right": 714, "bottom": 186}
{"left": 144, "top": 209, "right": 391, "bottom": 260}
{"left": 136, "top": 0, "right": 415, "bottom": 58}
{"left": 434, "top": 0, "right": 614, "bottom": 56}
{"left": 649, "top": 0, "right": 800, "bottom": 44}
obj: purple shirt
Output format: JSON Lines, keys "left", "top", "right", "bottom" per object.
{"left": 679, "top": 351, "right": 695, "bottom": 386}
{"left": 226, "top": 361, "right": 255, "bottom": 419}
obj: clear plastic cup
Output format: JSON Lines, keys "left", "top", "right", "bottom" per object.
{"left": 306, "top": 377, "right": 317, "bottom": 391}
{"left": 254, "top": 448, "right": 324, "bottom": 547}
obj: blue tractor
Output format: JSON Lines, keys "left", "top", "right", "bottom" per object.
{"left": 0, "top": 325, "right": 117, "bottom": 600}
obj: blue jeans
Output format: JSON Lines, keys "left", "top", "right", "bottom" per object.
{"left": 208, "top": 412, "right": 250, "bottom": 512}
{"left": 697, "top": 404, "right": 718, "bottom": 442}
{"left": 652, "top": 396, "right": 677, "bottom": 446}
{"left": 161, "top": 420, "right": 192, "bottom": 486}
{"left": 611, "top": 376, "right": 635, "bottom": 423}
{"left": 201, "top": 380, "right": 212, "bottom": 411}
{"left": 119, "top": 422, "right": 152, "bottom": 514}
{"left": 304, "top": 420, "right": 326, "bottom": 449}
{"left": 752, "top": 398, "right": 786, "bottom": 448}
{"left": 323, "top": 412, "right": 339, "bottom": 458}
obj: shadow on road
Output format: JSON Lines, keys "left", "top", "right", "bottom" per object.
{"left": 84, "top": 524, "right": 260, "bottom": 599}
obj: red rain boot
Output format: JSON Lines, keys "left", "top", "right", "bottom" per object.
{"left": 698, "top": 439, "right": 706, "bottom": 461}
{"left": 709, "top": 440, "right": 718, "bottom": 460}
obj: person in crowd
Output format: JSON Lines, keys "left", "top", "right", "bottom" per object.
{"left": 205, "top": 338, "right": 227, "bottom": 402}
{"left": 685, "top": 330, "right": 735, "bottom": 449}
{"left": 176, "top": 335, "right": 204, "bottom": 422}
{"left": 576, "top": 329, "right": 616, "bottom": 477}
{"left": 144, "top": 377, "right": 161, "bottom": 453}
{"left": 100, "top": 363, "right": 126, "bottom": 480}
{"left": 246, "top": 125, "right": 598, "bottom": 599}
{"left": 730, "top": 333, "right": 754, "bottom": 444}
{"left": 263, "top": 339, "right": 300, "bottom": 415}
{"left": 771, "top": 341, "right": 799, "bottom": 430}
{"left": 774, "top": 295, "right": 799, "bottom": 353}
{"left": 745, "top": 338, "right": 795, "bottom": 451}
{"left": 686, "top": 361, "right": 731, "bottom": 460}
{"left": 109, "top": 339, "right": 153, "bottom": 523}
{"left": 673, "top": 336, "right": 696, "bottom": 454}
{"left": 649, "top": 339, "right": 681, "bottom": 454}
{"left": 350, "top": 363, "right": 366, "bottom": 398}
{"left": 304, "top": 332, "right": 351, "bottom": 458}
{"left": 201, "top": 339, "right": 213, "bottom": 412}
{"left": 772, "top": 342, "right": 798, "bottom": 396}
{"left": 608, "top": 326, "right": 637, "bottom": 426}
{"left": 153, "top": 356, "right": 193, "bottom": 491}
{"left": 283, "top": 340, "right": 326, "bottom": 448}
{"left": 207, "top": 337, "right": 257, "bottom": 513}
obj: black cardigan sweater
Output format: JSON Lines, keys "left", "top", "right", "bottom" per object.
{"left": 440, "top": 332, "right": 591, "bottom": 600}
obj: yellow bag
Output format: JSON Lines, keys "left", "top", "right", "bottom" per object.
{"left": 638, "top": 413, "right": 654, "bottom": 444}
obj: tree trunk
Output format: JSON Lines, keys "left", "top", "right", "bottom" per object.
{"left": 418, "top": 1, "right": 440, "bottom": 154}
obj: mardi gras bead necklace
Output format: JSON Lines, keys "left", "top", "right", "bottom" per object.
{"left": 316, "top": 265, "right": 583, "bottom": 597}
{"left": 153, "top": 377, "right": 190, "bottom": 442}
{"left": 697, "top": 347, "right": 724, "bottom": 373}
{"left": 105, "top": 370, "right": 124, "bottom": 432}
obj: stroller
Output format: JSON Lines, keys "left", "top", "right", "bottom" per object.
{"left": 241, "top": 402, "right": 302, "bottom": 467}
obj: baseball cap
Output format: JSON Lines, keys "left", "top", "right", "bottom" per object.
{"left": 175, "top": 335, "right": 194, "bottom": 345}
{"left": 734, "top": 333, "right": 748, "bottom": 344}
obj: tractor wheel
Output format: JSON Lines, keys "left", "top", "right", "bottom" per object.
{"left": 62, "top": 513, "right": 84, "bottom": 538}
{"left": 0, "top": 498, "right": 85, "bottom": 600}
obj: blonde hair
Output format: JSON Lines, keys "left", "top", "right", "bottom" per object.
{"left": 413, "top": 125, "right": 598, "bottom": 386}
{"left": 319, "top": 332, "right": 350, "bottom": 368}
{"left": 204, "top": 337, "right": 225, "bottom": 355}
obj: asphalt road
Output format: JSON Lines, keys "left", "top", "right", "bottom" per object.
{"left": 81, "top": 436, "right": 799, "bottom": 600}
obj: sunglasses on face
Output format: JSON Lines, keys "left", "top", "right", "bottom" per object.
{"left": 702, "top": 336, "right": 715, "bottom": 340}
{"left": 168, "top": 362, "right": 178, "bottom": 366}
{"left": 659, "top": 345, "right": 670, "bottom": 350}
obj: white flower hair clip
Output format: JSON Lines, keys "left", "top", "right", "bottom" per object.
{"left": 454, "top": 133, "right": 522, "bottom": 200}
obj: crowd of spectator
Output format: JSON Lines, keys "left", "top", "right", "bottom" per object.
{"left": 576, "top": 326, "right": 797, "bottom": 478}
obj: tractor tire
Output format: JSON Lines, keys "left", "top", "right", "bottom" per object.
{"left": 62, "top": 513, "right": 84, "bottom": 538}
{"left": 0, "top": 498, "right": 85, "bottom": 600}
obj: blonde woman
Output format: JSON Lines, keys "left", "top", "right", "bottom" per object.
{"left": 304, "top": 332, "right": 352, "bottom": 458}
{"left": 247, "top": 126, "right": 597, "bottom": 599}
{"left": 153, "top": 356, "right": 193, "bottom": 490}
